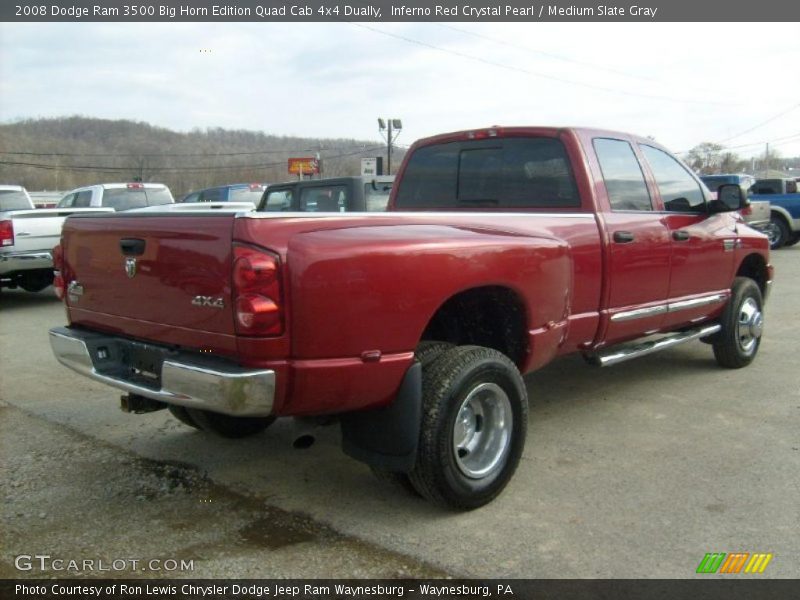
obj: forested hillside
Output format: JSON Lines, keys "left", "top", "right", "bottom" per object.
{"left": 0, "top": 117, "right": 398, "bottom": 197}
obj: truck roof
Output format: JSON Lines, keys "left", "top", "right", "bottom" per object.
{"left": 68, "top": 182, "right": 170, "bottom": 192}
{"left": 411, "top": 125, "right": 665, "bottom": 149}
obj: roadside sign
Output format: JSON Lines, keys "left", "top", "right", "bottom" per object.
{"left": 288, "top": 157, "right": 319, "bottom": 175}
{"left": 361, "top": 157, "right": 384, "bottom": 176}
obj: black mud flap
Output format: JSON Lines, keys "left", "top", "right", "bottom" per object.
{"left": 340, "top": 362, "right": 421, "bottom": 472}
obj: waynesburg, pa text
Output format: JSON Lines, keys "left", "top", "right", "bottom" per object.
{"left": 16, "top": 583, "right": 514, "bottom": 598}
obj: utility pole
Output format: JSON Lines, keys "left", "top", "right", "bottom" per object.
{"left": 378, "top": 118, "right": 402, "bottom": 175}
{"left": 764, "top": 143, "right": 770, "bottom": 177}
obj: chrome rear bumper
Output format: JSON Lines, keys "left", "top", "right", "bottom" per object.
{"left": 49, "top": 327, "right": 275, "bottom": 416}
{"left": 0, "top": 250, "right": 53, "bottom": 274}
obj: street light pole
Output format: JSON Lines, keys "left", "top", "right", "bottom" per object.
{"left": 378, "top": 118, "right": 402, "bottom": 175}
{"left": 387, "top": 119, "right": 393, "bottom": 175}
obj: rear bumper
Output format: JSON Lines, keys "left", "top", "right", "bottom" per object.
{"left": 49, "top": 327, "right": 275, "bottom": 416}
{"left": 0, "top": 250, "right": 53, "bottom": 275}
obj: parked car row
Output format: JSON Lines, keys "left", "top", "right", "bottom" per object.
{"left": 748, "top": 178, "right": 800, "bottom": 249}
{"left": 0, "top": 175, "right": 397, "bottom": 292}
{"left": 177, "top": 177, "right": 395, "bottom": 212}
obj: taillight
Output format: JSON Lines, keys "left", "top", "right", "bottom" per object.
{"left": 127, "top": 182, "right": 144, "bottom": 189}
{"left": 233, "top": 245, "right": 283, "bottom": 336}
{"left": 0, "top": 220, "right": 13, "bottom": 247}
{"left": 52, "top": 244, "right": 65, "bottom": 300}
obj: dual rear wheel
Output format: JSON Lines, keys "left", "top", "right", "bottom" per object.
{"left": 373, "top": 342, "right": 529, "bottom": 510}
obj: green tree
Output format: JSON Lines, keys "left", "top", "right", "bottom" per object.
{"left": 686, "top": 142, "right": 727, "bottom": 174}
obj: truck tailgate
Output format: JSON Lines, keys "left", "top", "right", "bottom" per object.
{"left": 62, "top": 214, "right": 237, "bottom": 340}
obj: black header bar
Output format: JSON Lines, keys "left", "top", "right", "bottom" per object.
{"left": 3, "top": 579, "right": 800, "bottom": 600}
{"left": 3, "top": 0, "right": 799, "bottom": 22}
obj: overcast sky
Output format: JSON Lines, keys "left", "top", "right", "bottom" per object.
{"left": 1, "top": 21, "right": 799, "bottom": 159}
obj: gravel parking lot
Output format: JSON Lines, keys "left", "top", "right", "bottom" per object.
{"left": 2, "top": 247, "right": 798, "bottom": 579}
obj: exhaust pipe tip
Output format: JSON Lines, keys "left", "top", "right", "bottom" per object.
{"left": 292, "top": 434, "right": 316, "bottom": 450}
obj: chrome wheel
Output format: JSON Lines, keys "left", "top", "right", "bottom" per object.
{"left": 452, "top": 382, "right": 513, "bottom": 479}
{"left": 763, "top": 223, "right": 781, "bottom": 248}
{"left": 736, "top": 297, "right": 763, "bottom": 356}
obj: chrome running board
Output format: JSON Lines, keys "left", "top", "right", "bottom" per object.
{"left": 586, "top": 323, "right": 721, "bottom": 367}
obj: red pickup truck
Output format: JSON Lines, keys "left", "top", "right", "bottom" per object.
{"left": 49, "top": 127, "right": 772, "bottom": 510}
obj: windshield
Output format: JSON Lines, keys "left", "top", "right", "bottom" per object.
{"left": 0, "top": 190, "right": 32, "bottom": 211}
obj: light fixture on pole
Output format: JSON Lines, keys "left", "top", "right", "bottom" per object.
{"left": 378, "top": 118, "right": 402, "bottom": 175}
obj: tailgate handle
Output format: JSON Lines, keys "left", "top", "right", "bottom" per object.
{"left": 120, "top": 238, "right": 146, "bottom": 256}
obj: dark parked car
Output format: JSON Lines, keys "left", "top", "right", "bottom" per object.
{"left": 259, "top": 176, "right": 394, "bottom": 213}
{"left": 180, "top": 183, "right": 268, "bottom": 206}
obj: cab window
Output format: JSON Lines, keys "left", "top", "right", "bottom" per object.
{"left": 395, "top": 137, "right": 579, "bottom": 209}
{"left": 593, "top": 138, "right": 652, "bottom": 211}
{"left": 641, "top": 145, "right": 705, "bottom": 213}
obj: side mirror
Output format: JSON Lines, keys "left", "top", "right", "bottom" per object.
{"left": 710, "top": 184, "right": 747, "bottom": 213}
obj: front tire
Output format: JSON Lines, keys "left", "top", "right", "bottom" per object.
{"left": 712, "top": 277, "right": 764, "bottom": 369}
{"left": 408, "top": 345, "right": 528, "bottom": 510}
{"left": 768, "top": 215, "right": 790, "bottom": 249}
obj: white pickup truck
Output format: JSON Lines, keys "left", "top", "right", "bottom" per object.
{"left": 0, "top": 185, "right": 111, "bottom": 292}
{"left": 56, "top": 182, "right": 174, "bottom": 211}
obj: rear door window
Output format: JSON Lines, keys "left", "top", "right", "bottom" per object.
{"left": 395, "top": 137, "right": 579, "bottom": 209}
{"left": 593, "top": 138, "right": 653, "bottom": 211}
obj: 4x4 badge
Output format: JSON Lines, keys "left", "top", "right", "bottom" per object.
{"left": 125, "top": 257, "right": 137, "bottom": 278}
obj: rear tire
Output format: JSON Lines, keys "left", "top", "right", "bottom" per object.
{"left": 408, "top": 345, "right": 528, "bottom": 510}
{"left": 168, "top": 405, "right": 201, "bottom": 430}
{"left": 712, "top": 277, "right": 764, "bottom": 369}
{"left": 185, "top": 408, "right": 276, "bottom": 438}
